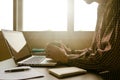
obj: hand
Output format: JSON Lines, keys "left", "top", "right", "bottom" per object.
{"left": 46, "top": 43, "right": 68, "bottom": 63}
{"left": 48, "top": 41, "right": 71, "bottom": 54}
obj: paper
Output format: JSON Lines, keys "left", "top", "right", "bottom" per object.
{"left": 0, "top": 67, "right": 44, "bottom": 80}
{"left": 2, "top": 30, "right": 26, "bottom": 53}
{"left": 0, "top": 58, "right": 16, "bottom": 71}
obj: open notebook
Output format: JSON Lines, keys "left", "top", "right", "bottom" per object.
{"left": 1, "top": 30, "right": 57, "bottom": 67}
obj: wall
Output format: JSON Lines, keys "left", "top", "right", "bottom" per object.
{"left": 23, "top": 31, "right": 94, "bottom": 50}
{"left": 0, "top": 31, "right": 94, "bottom": 61}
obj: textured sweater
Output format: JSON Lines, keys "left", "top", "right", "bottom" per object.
{"left": 67, "top": 0, "right": 120, "bottom": 73}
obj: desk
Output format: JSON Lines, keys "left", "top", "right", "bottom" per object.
{"left": 30, "top": 67, "right": 104, "bottom": 80}
{"left": 31, "top": 53, "right": 104, "bottom": 80}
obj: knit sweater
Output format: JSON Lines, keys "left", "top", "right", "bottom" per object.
{"left": 67, "top": 0, "right": 120, "bottom": 73}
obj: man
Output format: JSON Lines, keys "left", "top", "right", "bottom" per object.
{"left": 46, "top": 0, "right": 120, "bottom": 79}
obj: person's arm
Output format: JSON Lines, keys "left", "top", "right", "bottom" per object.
{"left": 67, "top": 50, "right": 105, "bottom": 71}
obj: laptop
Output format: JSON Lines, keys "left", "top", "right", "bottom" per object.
{"left": 0, "top": 31, "right": 16, "bottom": 70}
{"left": 1, "top": 30, "right": 57, "bottom": 67}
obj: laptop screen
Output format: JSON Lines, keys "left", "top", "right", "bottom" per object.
{"left": 0, "top": 32, "right": 11, "bottom": 61}
{"left": 1, "top": 30, "right": 31, "bottom": 62}
{"left": 0, "top": 31, "right": 16, "bottom": 70}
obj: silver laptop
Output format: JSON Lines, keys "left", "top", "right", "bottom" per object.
{"left": 0, "top": 31, "right": 16, "bottom": 70}
{"left": 1, "top": 30, "right": 57, "bottom": 67}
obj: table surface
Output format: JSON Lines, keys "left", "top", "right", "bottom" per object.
{"left": 29, "top": 53, "right": 104, "bottom": 80}
{"left": 30, "top": 67, "right": 104, "bottom": 80}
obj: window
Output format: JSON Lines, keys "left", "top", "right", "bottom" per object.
{"left": 0, "top": 0, "right": 13, "bottom": 30}
{"left": 74, "top": 0, "right": 98, "bottom": 31}
{"left": 23, "top": 0, "right": 98, "bottom": 31}
{"left": 23, "top": 0, "right": 67, "bottom": 31}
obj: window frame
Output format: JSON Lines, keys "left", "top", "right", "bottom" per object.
{"left": 15, "top": 0, "right": 96, "bottom": 32}
{"left": 13, "top": 0, "right": 23, "bottom": 31}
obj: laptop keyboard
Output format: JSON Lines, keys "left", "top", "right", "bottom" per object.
{"left": 23, "top": 56, "right": 45, "bottom": 64}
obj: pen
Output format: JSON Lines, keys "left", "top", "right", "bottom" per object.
{"left": 5, "top": 68, "right": 30, "bottom": 72}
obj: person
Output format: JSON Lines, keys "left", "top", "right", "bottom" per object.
{"left": 46, "top": 0, "right": 120, "bottom": 79}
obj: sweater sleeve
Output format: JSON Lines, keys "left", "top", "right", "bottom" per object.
{"left": 67, "top": 49, "right": 106, "bottom": 71}
{"left": 67, "top": 18, "right": 120, "bottom": 73}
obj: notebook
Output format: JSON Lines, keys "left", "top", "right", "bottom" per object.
{"left": 48, "top": 67, "right": 87, "bottom": 78}
{"left": 0, "top": 66, "right": 44, "bottom": 80}
{"left": 1, "top": 30, "right": 57, "bottom": 67}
